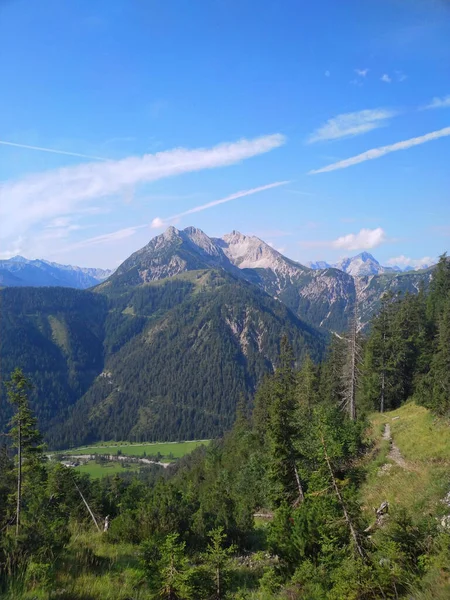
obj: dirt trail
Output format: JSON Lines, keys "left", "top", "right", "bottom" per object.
{"left": 382, "top": 423, "right": 408, "bottom": 469}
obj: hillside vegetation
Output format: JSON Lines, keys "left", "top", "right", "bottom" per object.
{"left": 0, "top": 270, "right": 324, "bottom": 447}
{"left": 0, "top": 254, "right": 449, "bottom": 598}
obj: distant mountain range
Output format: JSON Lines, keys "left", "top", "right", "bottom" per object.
{"left": 307, "top": 251, "right": 435, "bottom": 277}
{"left": 0, "top": 256, "right": 112, "bottom": 288}
{"left": 0, "top": 225, "right": 438, "bottom": 447}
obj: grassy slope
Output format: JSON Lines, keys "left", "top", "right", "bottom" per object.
{"left": 361, "top": 403, "right": 450, "bottom": 599}
{"left": 361, "top": 403, "right": 450, "bottom": 518}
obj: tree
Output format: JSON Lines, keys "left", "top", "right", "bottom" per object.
{"left": 297, "top": 353, "right": 318, "bottom": 413}
{"left": 204, "top": 527, "right": 235, "bottom": 600}
{"left": 363, "top": 293, "right": 395, "bottom": 413}
{"left": 267, "top": 336, "right": 304, "bottom": 507}
{"left": 427, "top": 252, "right": 450, "bottom": 323}
{"left": 6, "top": 369, "right": 43, "bottom": 537}
{"left": 156, "top": 533, "right": 192, "bottom": 600}
{"left": 341, "top": 314, "right": 362, "bottom": 421}
{"left": 428, "top": 297, "right": 450, "bottom": 415}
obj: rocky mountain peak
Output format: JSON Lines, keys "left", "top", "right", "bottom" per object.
{"left": 220, "top": 231, "right": 281, "bottom": 269}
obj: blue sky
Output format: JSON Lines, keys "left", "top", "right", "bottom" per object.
{"left": 0, "top": 0, "right": 449, "bottom": 268}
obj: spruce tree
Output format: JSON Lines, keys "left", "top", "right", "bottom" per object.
{"left": 204, "top": 527, "right": 235, "bottom": 600}
{"left": 6, "top": 369, "right": 43, "bottom": 537}
{"left": 429, "top": 296, "right": 450, "bottom": 415}
{"left": 267, "top": 336, "right": 304, "bottom": 507}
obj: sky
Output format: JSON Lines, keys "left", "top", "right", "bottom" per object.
{"left": 0, "top": 0, "right": 449, "bottom": 269}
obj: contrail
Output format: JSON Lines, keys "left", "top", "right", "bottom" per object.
{"left": 0, "top": 139, "right": 107, "bottom": 161}
{"left": 309, "top": 126, "right": 450, "bottom": 174}
{"left": 151, "top": 180, "right": 290, "bottom": 228}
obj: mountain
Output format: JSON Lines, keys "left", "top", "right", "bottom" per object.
{"left": 0, "top": 269, "right": 324, "bottom": 447}
{"left": 102, "top": 227, "right": 433, "bottom": 332}
{"left": 333, "top": 252, "right": 388, "bottom": 276}
{"left": 0, "top": 226, "right": 437, "bottom": 446}
{"left": 0, "top": 256, "right": 112, "bottom": 289}
{"left": 307, "top": 251, "right": 434, "bottom": 276}
{"left": 306, "top": 260, "right": 331, "bottom": 270}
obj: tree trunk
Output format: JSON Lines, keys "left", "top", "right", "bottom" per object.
{"left": 293, "top": 462, "right": 305, "bottom": 504}
{"left": 73, "top": 478, "right": 100, "bottom": 531}
{"left": 320, "top": 432, "right": 364, "bottom": 558}
{"left": 216, "top": 565, "right": 221, "bottom": 600}
{"left": 16, "top": 420, "right": 21, "bottom": 537}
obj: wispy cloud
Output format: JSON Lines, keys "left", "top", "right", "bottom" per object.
{"left": 333, "top": 227, "right": 387, "bottom": 250}
{"left": 423, "top": 95, "right": 450, "bottom": 110}
{"left": 396, "top": 71, "right": 407, "bottom": 82}
{"left": 0, "top": 139, "right": 107, "bottom": 160}
{"left": 150, "top": 181, "right": 289, "bottom": 229}
{"left": 387, "top": 255, "right": 435, "bottom": 269}
{"left": 325, "top": 70, "right": 331, "bottom": 77}
{"left": 60, "top": 225, "right": 148, "bottom": 252}
{"left": 0, "top": 134, "right": 285, "bottom": 241}
{"left": 381, "top": 74, "right": 392, "bottom": 83}
{"left": 309, "top": 126, "right": 450, "bottom": 174}
{"left": 355, "top": 68, "right": 369, "bottom": 77}
{"left": 307, "top": 109, "right": 396, "bottom": 143}
{"left": 298, "top": 227, "right": 387, "bottom": 251}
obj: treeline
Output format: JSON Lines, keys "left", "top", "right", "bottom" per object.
{"left": 362, "top": 253, "right": 450, "bottom": 416}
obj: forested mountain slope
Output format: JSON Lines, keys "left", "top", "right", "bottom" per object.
{"left": 50, "top": 270, "right": 324, "bottom": 448}
{"left": 0, "top": 270, "right": 324, "bottom": 447}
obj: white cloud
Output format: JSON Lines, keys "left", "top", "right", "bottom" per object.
{"left": 307, "top": 109, "right": 396, "bottom": 143}
{"left": 0, "top": 134, "right": 285, "bottom": 242}
{"left": 355, "top": 68, "right": 369, "bottom": 77}
{"left": 309, "top": 126, "right": 450, "bottom": 174}
{"left": 333, "top": 228, "right": 387, "bottom": 250}
{"left": 151, "top": 181, "right": 289, "bottom": 229}
{"left": 387, "top": 255, "right": 435, "bottom": 269}
{"left": 423, "top": 95, "right": 450, "bottom": 110}
{"left": 298, "top": 227, "right": 387, "bottom": 251}
{"left": 381, "top": 74, "right": 392, "bottom": 83}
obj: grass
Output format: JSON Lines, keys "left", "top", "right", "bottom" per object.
{"left": 63, "top": 439, "right": 210, "bottom": 459}
{"left": 74, "top": 460, "right": 140, "bottom": 478}
{"left": 360, "top": 402, "right": 450, "bottom": 519}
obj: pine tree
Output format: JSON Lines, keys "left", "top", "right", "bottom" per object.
{"left": 318, "top": 334, "right": 346, "bottom": 406}
{"left": 297, "top": 353, "right": 318, "bottom": 413}
{"left": 267, "top": 336, "right": 305, "bottom": 507}
{"left": 6, "top": 369, "right": 43, "bottom": 537}
{"left": 363, "top": 293, "right": 395, "bottom": 412}
{"left": 428, "top": 296, "right": 450, "bottom": 415}
{"left": 427, "top": 252, "right": 450, "bottom": 323}
{"left": 204, "top": 527, "right": 236, "bottom": 600}
{"left": 145, "top": 533, "right": 192, "bottom": 600}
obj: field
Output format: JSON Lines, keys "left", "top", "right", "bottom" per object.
{"left": 64, "top": 439, "right": 210, "bottom": 460}
{"left": 74, "top": 460, "right": 140, "bottom": 478}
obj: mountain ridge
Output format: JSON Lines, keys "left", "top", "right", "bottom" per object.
{"left": 0, "top": 256, "right": 112, "bottom": 289}
{"left": 307, "top": 251, "right": 435, "bottom": 276}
